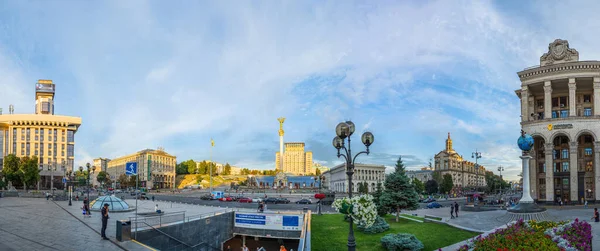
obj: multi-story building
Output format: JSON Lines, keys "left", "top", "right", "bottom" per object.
{"left": 406, "top": 169, "right": 433, "bottom": 184}
{"left": 275, "top": 142, "right": 314, "bottom": 175}
{"left": 515, "top": 39, "right": 600, "bottom": 204}
{"left": 91, "top": 157, "right": 111, "bottom": 187}
{"left": 434, "top": 133, "right": 487, "bottom": 189}
{"left": 106, "top": 148, "right": 176, "bottom": 189}
{"left": 0, "top": 80, "right": 82, "bottom": 189}
{"left": 323, "top": 163, "right": 386, "bottom": 193}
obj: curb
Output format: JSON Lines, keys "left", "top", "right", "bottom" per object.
{"left": 398, "top": 215, "right": 424, "bottom": 223}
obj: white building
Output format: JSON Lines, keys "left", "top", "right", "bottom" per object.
{"left": 516, "top": 39, "right": 600, "bottom": 204}
{"left": 322, "top": 163, "right": 386, "bottom": 193}
{"left": 406, "top": 170, "right": 433, "bottom": 184}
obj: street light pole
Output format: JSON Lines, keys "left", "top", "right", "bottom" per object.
{"left": 472, "top": 150, "right": 482, "bottom": 190}
{"left": 332, "top": 121, "right": 374, "bottom": 251}
{"left": 498, "top": 166, "right": 504, "bottom": 195}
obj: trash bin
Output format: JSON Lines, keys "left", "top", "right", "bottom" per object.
{"left": 116, "top": 220, "right": 132, "bottom": 242}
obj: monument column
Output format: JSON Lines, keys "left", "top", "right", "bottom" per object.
{"left": 595, "top": 142, "right": 600, "bottom": 201}
{"left": 521, "top": 86, "right": 529, "bottom": 122}
{"left": 569, "top": 142, "right": 578, "bottom": 204}
{"left": 545, "top": 143, "right": 555, "bottom": 203}
{"left": 594, "top": 78, "right": 600, "bottom": 116}
{"left": 544, "top": 81, "right": 552, "bottom": 119}
{"left": 569, "top": 78, "right": 577, "bottom": 117}
{"left": 277, "top": 117, "right": 285, "bottom": 172}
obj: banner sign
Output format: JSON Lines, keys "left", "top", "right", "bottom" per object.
{"left": 36, "top": 83, "right": 55, "bottom": 93}
{"left": 234, "top": 213, "right": 303, "bottom": 231}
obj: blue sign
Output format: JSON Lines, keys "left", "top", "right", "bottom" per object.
{"left": 126, "top": 162, "right": 137, "bottom": 176}
{"left": 62, "top": 178, "right": 67, "bottom": 184}
{"left": 282, "top": 216, "right": 299, "bottom": 227}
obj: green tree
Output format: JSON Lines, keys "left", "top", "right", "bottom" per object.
{"left": 358, "top": 182, "right": 369, "bottom": 194}
{"left": 196, "top": 174, "right": 203, "bottom": 184}
{"left": 372, "top": 182, "right": 387, "bottom": 216}
{"left": 20, "top": 156, "right": 40, "bottom": 190}
{"left": 412, "top": 178, "right": 425, "bottom": 194}
{"left": 241, "top": 168, "right": 251, "bottom": 175}
{"left": 2, "top": 154, "right": 21, "bottom": 187}
{"left": 440, "top": 173, "right": 454, "bottom": 194}
{"left": 129, "top": 175, "right": 137, "bottom": 187}
{"left": 96, "top": 171, "right": 108, "bottom": 184}
{"left": 117, "top": 174, "right": 129, "bottom": 188}
{"left": 380, "top": 158, "right": 420, "bottom": 222}
{"left": 315, "top": 168, "right": 321, "bottom": 176}
{"left": 223, "top": 163, "right": 232, "bottom": 175}
{"left": 425, "top": 180, "right": 439, "bottom": 194}
{"left": 432, "top": 170, "right": 442, "bottom": 184}
{"left": 176, "top": 162, "right": 189, "bottom": 175}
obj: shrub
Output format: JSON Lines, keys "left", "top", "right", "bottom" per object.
{"left": 380, "top": 233, "right": 424, "bottom": 251}
{"left": 358, "top": 216, "right": 390, "bottom": 234}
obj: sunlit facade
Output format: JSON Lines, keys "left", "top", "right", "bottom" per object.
{"left": 434, "top": 133, "right": 487, "bottom": 189}
{"left": 106, "top": 148, "right": 176, "bottom": 189}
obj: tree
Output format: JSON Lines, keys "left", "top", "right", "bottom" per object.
{"left": 2, "top": 154, "right": 21, "bottom": 187}
{"left": 432, "top": 171, "right": 442, "bottom": 184}
{"left": 372, "top": 182, "right": 387, "bottom": 216}
{"left": 241, "top": 168, "right": 251, "bottom": 175}
{"left": 358, "top": 182, "right": 369, "bottom": 194}
{"left": 20, "top": 156, "right": 40, "bottom": 190}
{"left": 440, "top": 173, "right": 454, "bottom": 194}
{"left": 96, "top": 171, "right": 108, "bottom": 184}
{"left": 176, "top": 162, "right": 189, "bottom": 175}
{"left": 196, "top": 174, "right": 203, "bottom": 184}
{"left": 129, "top": 175, "right": 137, "bottom": 187}
{"left": 425, "top": 180, "right": 439, "bottom": 194}
{"left": 223, "top": 163, "right": 232, "bottom": 175}
{"left": 117, "top": 174, "right": 129, "bottom": 188}
{"left": 315, "top": 168, "right": 321, "bottom": 176}
{"left": 412, "top": 178, "right": 425, "bottom": 194}
{"left": 395, "top": 156, "right": 406, "bottom": 173}
{"left": 380, "top": 162, "right": 420, "bottom": 222}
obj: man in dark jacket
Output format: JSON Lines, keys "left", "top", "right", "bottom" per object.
{"left": 101, "top": 203, "right": 109, "bottom": 240}
{"left": 454, "top": 202, "right": 459, "bottom": 217}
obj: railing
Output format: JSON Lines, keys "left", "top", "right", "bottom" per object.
{"left": 134, "top": 221, "right": 210, "bottom": 249}
{"left": 184, "top": 208, "right": 233, "bottom": 222}
{"left": 129, "top": 211, "right": 186, "bottom": 231}
{"left": 297, "top": 210, "right": 311, "bottom": 251}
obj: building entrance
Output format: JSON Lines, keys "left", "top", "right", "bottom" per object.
{"left": 554, "top": 176, "right": 570, "bottom": 203}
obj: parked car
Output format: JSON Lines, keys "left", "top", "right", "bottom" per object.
{"left": 252, "top": 198, "right": 263, "bottom": 203}
{"left": 427, "top": 202, "right": 442, "bottom": 208}
{"left": 296, "top": 199, "right": 312, "bottom": 204}
{"left": 264, "top": 197, "right": 280, "bottom": 204}
{"left": 200, "top": 194, "right": 212, "bottom": 200}
{"left": 238, "top": 198, "right": 253, "bottom": 203}
{"left": 422, "top": 198, "right": 436, "bottom": 203}
{"left": 219, "top": 196, "right": 233, "bottom": 202}
{"left": 277, "top": 198, "right": 290, "bottom": 204}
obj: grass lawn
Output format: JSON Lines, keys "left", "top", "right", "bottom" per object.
{"left": 400, "top": 214, "right": 425, "bottom": 221}
{"left": 312, "top": 214, "right": 478, "bottom": 251}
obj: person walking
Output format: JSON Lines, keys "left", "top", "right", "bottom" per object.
{"left": 454, "top": 202, "right": 459, "bottom": 218}
{"left": 152, "top": 195, "right": 155, "bottom": 202}
{"left": 241, "top": 244, "right": 249, "bottom": 251}
{"left": 225, "top": 245, "right": 231, "bottom": 251}
{"left": 592, "top": 208, "right": 599, "bottom": 223}
{"left": 450, "top": 205, "right": 455, "bottom": 219}
{"left": 280, "top": 245, "right": 288, "bottom": 251}
{"left": 101, "top": 203, "right": 110, "bottom": 240}
{"left": 83, "top": 197, "right": 91, "bottom": 217}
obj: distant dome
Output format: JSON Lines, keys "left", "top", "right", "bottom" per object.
{"left": 90, "top": 195, "right": 133, "bottom": 212}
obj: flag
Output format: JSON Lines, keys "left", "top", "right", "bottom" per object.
{"left": 211, "top": 138, "right": 215, "bottom": 147}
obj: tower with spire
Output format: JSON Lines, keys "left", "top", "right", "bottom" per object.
{"left": 445, "top": 132, "right": 454, "bottom": 152}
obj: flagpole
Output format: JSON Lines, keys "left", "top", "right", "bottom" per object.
{"left": 210, "top": 139, "right": 213, "bottom": 194}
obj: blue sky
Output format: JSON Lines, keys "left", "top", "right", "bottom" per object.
{"left": 2, "top": 0, "right": 600, "bottom": 181}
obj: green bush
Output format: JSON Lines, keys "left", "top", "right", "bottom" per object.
{"left": 381, "top": 233, "right": 424, "bottom": 251}
{"left": 358, "top": 216, "right": 390, "bottom": 234}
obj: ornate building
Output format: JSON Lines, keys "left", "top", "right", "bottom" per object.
{"left": 106, "top": 148, "right": 176, "bottom": 189}
{"left": 406, "top": 169, "right": 433, "bottom": 184}
{"left": 274, "top": 118, "right": 314, "bottom": 175}
{"left": 322, "top": 163, "right": 386, "bottom": 193}
{"left": 434, "top": 133, "right": 487, "bottom": 190}
{"left": 516, "top": 39, "right": 600, "bottom": 204}
{"left": 0, "top": 80, "right": 82, "bottom": 189}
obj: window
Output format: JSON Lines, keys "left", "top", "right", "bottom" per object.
{"left": 41, "top": 102, "right": 50, "bottom": 112}
{"left": 585, "top": 148, "right": 593, "bottom": 156}
{"left": 537, "top": 112, "right": 544, "bottom": 119}
{"left": 26, "top": 143, "right": 30, "bottom": 155}
{"left": 536, "top": 99, "right": 544, "bottom": 109}
{"left": 560, "top": 110, "right": 569, "bottom": 118}
{"left": 584, "top": 95, "right": 592, "bottom": 103}
{"left": 552, "top": 111, "right": 558, "bottom": 118}
{"left": 538, "top": 163, "right": 545, "bottom": 173}
{"left": 584, "top": 108, "right": 592, "bottom": 117}
{"left": 586, "top": 161, "right": 593, "bottom": 172}
{"left": 562, "top": 162, "right": 569, "bottom": 172}
{"left": 560, "top": 97, "right": 567, "bottom": 107}
{"left": 35, "top": 129, "right": 38, "bottom": 134}
{"left": 553, "top": 150, "right": 559, "bottom": 160}
{"left": 67, "top": 145, "right": 74, "bottom": 157}
{"left": 67, "top": 131, "right": 74, "bottom": 143}
{"left": 554, "top": 162, "right": 558, "bottom": 172}
{"left": 561, "top": 149, "right": 569, "bottom": 159}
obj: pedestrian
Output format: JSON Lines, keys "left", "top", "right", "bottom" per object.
{"left": 152, "top": 195, "right": 155, "bottom": 202}
{"left": 592, "top": 208, "right": 599, "bottom": 223}
{"left": 242, "top": 244, "right": 249, "bottom": 251}
{"left": 454, "top": 202, "right": 459, "bottom": 218}
{"left": 280, "top": 245, "right": 287, "bottom": 251}
{"left": 83, "top": 197, "right": 91, "bottom": 217}
{"left": 226, "top": 245, "right": 231, "bottom": 251}
{"left": 101, "top": 203, "right": 110, "bottom": 240}
{"left": 585, "top": 199, "right": 588, "bottom": 208}
{"left": 450, "top": 205, "right": 455, "bottom": 219}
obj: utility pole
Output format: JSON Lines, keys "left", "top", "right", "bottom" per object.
{"left": 210, "top": 139, "right": 214, "bottom": 194}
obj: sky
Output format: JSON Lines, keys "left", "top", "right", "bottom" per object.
{"left": 2, "top": 0, "right": 600, "bottom": 181}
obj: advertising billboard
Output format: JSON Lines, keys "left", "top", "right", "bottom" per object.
{"left": 35, "top": 83, "right": 55, "bottom": 93}
{"left": 234, "top": 213, "right": 303, "bottom": 231}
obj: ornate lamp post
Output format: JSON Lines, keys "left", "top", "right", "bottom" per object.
{"left": 332, "top": 121, "right": 374, "bottom": 251}
{"left": 82, "top": 163, "right": 96, "bottom": 202}
{"left": 66, "top": 170, "right": 73, "bottom": 206}
{"left": 498, "top": 166, "right": 504, "bottom": 194}
{"left": 472, "top": 150, "right": 482, "bottom": 189}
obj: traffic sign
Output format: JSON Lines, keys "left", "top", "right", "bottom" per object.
{"left": 62, "top": 178, "right": 67, "bottom": 184}
{"left": 126, "top": 162, "right": 138, "bottom": 175}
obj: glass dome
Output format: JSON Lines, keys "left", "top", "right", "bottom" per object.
{"left": 90, "top": 195, "right": 132, "bottom": 212}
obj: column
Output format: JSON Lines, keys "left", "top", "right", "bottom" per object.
{"left": 595, "top": 142, "right": 600, "bottom": 201}
{"left": 545, "top": 143, "right": 555, "bottom": 202}
{"left": 528, "top": 96, "right": 535, "bottom": 120}
{"left": 530, "top": 150, "right": 537, "bottom": 199}
{"left": 569, "top": 142, "right": 578, "bottom": 203}
{"left": 521, "top": 86, "right": 529, "bottom": 122}
{"left": 594, "top": 78, "right": 600, "bottom": 116}
{"left": 568, "top": 78, "right": 577, "bottom": 117}
{"left": 544, "top": 81, "right": 552, "bottom": 119}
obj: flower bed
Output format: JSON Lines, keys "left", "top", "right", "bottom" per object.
{"left": 458, "top": 219, "right": 592, "bottom": 251}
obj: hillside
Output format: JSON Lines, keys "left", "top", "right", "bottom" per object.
{"left": 176, "top": 174, "right": 247, "bottom": 189}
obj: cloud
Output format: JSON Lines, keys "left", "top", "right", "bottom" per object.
{"left": 1, "top": 1, "right": 597, "bottom": 181}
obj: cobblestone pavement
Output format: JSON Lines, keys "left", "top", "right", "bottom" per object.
{"left": 404, "top": 206, "right": 600, "bottom": 250}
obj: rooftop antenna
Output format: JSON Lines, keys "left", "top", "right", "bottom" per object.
{"left": 9, "top": 104, "right": 14, "bottom": 114}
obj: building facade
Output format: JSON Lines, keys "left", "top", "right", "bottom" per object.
{"left": 434, "top": 133, "right": 487, "bottom": 189}
{"left": 106, "top": 148, "right": 176, "bottom": 189}
{"left": 516, "top": 39, "right": 600, "bottom": 204}
{"left": 0, "top": 80, "right": 82, "bottom": 189}
{"left": 323, "top": 163, "right": 386, "bottom": 193}
{"left": 91, "top": 157, "right": 111, "bottom": 187}
{"left": 275, "top": 142, "right": 314, "bottom": 175}
{"left": 406, "top": 169, "right": 433, "bottom": 184}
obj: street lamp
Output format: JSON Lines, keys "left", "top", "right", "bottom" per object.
{"left": 66, "top": 170, "right": 73, "bottom": 206}
{"left": 497, "top": 166, "right": 504, "bottom": 195}
{"left": 472, "top": 150, "right": 482, "bottom": 189}
{"left": 332, "top": 120, "right": 374, "bottom": 251}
